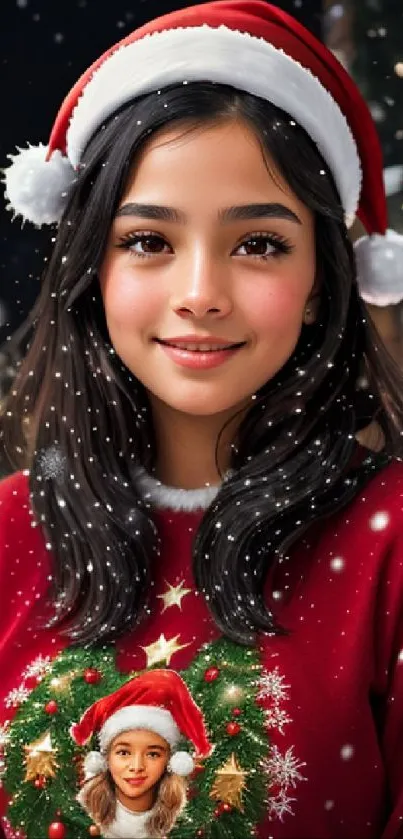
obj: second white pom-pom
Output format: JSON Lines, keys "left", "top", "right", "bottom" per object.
{"left": 354, "top": 228, "right": 403, "bottom": 306}
{"left": 168, "top": 750, "right": 195, "bottom": 776}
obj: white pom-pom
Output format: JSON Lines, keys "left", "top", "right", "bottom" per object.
{"left": 83, "top": 750, "right": 107, "bottom": 779}
{"left": 3, "top": 143, "right": 76, "bottom": 226}
{"left": 168, "top": 751, "right": 194, "bottom": 776}
{"left": 354, "top": 229, "right": 403, "bottom": 306}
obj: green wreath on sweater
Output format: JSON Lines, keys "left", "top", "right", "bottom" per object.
{"left": 2, "top": 639, "right": 268, "bottom": 838}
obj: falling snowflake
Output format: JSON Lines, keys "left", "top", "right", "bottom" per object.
{"left": 23, "top": 655, "right": 52, "bottom": 680}
{"left": 330, "top": 556, "right": 345, "bottom": 572}
{"left": 257, "top": 667, "right": 290, "bottom": 703}
{"left": 5, "top": 686, "right": 31, "bottom": 709}
{"left": 37, "top": 444, "right": 66, "bottom": 482}
{"left": 264, "top": 705, "right": 291, "bottom": 735}
{"left": 369, "top": 511, "right": 390, "bottom": 531}
{"left": 264, "top": 745, "right": 306, "bottom": 789}
{"left": 340, "top": 743, "right": 354, "bottom": 761}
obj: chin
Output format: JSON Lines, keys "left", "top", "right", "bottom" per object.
{"left": 165, "top": 398, "right": 245, "bottom": 417}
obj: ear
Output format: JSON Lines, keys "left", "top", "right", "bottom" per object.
{"left": 303, "top": 288, "right": 321, "bottom": 325}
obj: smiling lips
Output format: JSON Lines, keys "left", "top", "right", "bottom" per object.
{"left": 124, "top": 776, "right": 147, "bottom": 786}
{"left": 155, "top": 335, "right": 246, "bottom": 369}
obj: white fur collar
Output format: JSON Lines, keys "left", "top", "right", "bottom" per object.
{"left": 134, "top": 467, "right": 223, "bottom": 512}
{"left": 102, "top": 800, "right": 155, "bottom": 838}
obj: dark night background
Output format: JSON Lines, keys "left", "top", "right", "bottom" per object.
{"left": 0, "top": 0, "right": 401, "bottom": 350}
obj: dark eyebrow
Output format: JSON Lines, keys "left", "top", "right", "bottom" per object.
{"left": 115, "top": 202, "right": 301, "bottom": 225}
{"left": 218, "top": 203, "right": 302, "bottom": 225}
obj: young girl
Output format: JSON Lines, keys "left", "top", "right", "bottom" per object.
{"left": 1, "top": 2, "right": 403, "bottom": 838}
{"left": 73, "top": 668, "right": 211, "bottom": 838}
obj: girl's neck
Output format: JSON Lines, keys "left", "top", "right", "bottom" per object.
{"left": 116, "top": 787, "right": 154, "bottom": 813}
{"left": 151, "top": 399, "right": 240, "bottom": 489}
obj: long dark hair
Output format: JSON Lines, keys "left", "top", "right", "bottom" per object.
{"left": 2, "top": 82, "right": 403, "bottom": 645}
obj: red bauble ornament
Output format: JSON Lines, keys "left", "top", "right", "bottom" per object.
{"left": 48, "top": 821, "right": 66, "bottom": 839}
{"left": 221, "top": 802, "right": 233, "bottom": 813}
{"left": 34, "top": 775, "right": 47, "bottom": 789}
{"left": 44, "top": 700, "right": 58, "bottom": 715}
{"left": 83, "top": 668, "right": 102, "bottom": 685}
{"left": 226, "top": 721, "right": 241, "bottom": 736}
{"left": 204, "top": 666, "right": 220, "bottom": 683}
{"left": 214, "top": 806, "right": 223, "bottom": 818}
{"left": 232, "top": 707, "right": 242, "bottom": 717}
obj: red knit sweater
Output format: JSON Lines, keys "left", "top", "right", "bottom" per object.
{"left": 1, "top": 462, "right": 403, "bottom": 838}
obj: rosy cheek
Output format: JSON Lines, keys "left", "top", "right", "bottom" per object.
{"left": 101, "top": 264, "right": 162, "bottom": 330}
{"left": 242, "top": 282, "right": 306, "bottom": 330}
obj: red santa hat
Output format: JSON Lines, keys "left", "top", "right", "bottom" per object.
{"left": 4, "top": 0, "right": 403, "bottom": 305}
{"left": 70, "top": 669, "right": 212, "bottom": 778}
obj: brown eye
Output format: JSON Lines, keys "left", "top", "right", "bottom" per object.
{"left": 234, "top": 233, "right": 293, "bottom": 260}
{"left": 137, "top": 235, "right": 166, "bottom": 253}
{"left": 117, "top": 232, "right": 171, "bottom": 257}
{"left": 242, "top": 237, "right": 272, "bottom": 256}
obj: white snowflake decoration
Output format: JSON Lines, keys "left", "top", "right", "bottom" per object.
{"left": 263, "top": 746, "right": 307, "bottom": 822}
{"left": 0, "top": 723, "right": 10, "bottom": 750}
{"left": 264, "top": 745, "right": 306, "bottom": 789}
{"left": 267, "top": 787, "right": 297, "bottom": 822}
{"left": 23, "top": 654, "right": 52, "bottom": 680}
{"left": 5, "top": 686, "right": 31, "bottom": 709}
{"left": 258, "top": 667, "right": 306, "bottom": 824}
{"left": 257, "top": 667, "right": 290, "bottom": 703}
{"left": 264, "top": 705, "right": 291, "bottom": 735}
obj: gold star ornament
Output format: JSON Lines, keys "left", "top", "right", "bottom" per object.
{"left": 210, "top": 753, "right": 248, "bottom": 811}
{"left": 142, "top": 633, "right": 190, "bottom": 667}
{"left": 157, "top": 580, "right": 192, "bottom": 612}
{"left": 24, "top": 732, "right": 59, "bottom": 782}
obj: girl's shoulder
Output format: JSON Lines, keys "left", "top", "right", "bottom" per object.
{"left": 323, "top": 455, "right": 403, "bottom": 545}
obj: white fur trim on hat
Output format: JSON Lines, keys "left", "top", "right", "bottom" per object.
{"left": 99, "top": 705, "right": 181, "bottom": 753}
{"left": 3, "top": 144, "right": 76, "bottom": 226}
{"left": 66, "top": 25, "right": 360, "bottom": 224}
{"left": 168, "top": 751, "right": 194, "bottom": 776}
{"left": 354, "top": 229, "right": 403, "bottom": 306}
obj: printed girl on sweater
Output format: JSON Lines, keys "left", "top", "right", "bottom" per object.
{"left": 74, "top": 669, "right": 211, "bottom": 838}
{"left": 1, "top": 2, "right": 403, "bottom": 839}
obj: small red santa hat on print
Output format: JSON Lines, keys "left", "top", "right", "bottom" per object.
{"left": 3, "top": 0, "right": 403, "bottom": 305}
{"left": 70, "top": 668, "right": 212, "bottom": 779}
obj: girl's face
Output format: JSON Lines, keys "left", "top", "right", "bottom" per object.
{"left": 108, "top": 728, "right": 169, "bottom": 812}
{"left": 100, "top": 118, "right": 316, "bottom": 421}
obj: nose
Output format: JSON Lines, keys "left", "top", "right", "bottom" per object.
{"left": 171, "top": 248, "right": 233, "bottom": 320}
{"left": 128, "top": 752, "right": 145, "bottom": 773}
